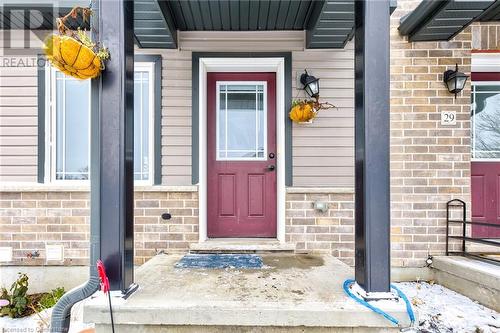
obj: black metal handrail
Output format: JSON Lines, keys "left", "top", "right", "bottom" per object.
{"left": 446, "top": 199, "right": 500, "bottom": 266}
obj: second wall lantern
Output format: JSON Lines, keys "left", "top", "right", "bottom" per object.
{"left": 443, "top": 64, "right": 469, "bottom": 98}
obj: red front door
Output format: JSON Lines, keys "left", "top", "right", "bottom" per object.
{"left": 471, "top": 79, "right": 500, "bottom": 238}
{"left": 471, "top": 163, "right": 500, "bottom": 237}
{"left": 207, "top": 73, "right": 277, "bottom": 238}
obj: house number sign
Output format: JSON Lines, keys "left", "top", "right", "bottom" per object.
{"left": 441, "top": 111, "right": 456, "bottom": 126}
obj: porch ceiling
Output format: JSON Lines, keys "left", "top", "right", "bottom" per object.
{"left": 0, "top": 1, "right": 323, "bottom": 49}
{"left": 4, "top": 1, "right": 499, "bottom": 49}
{"left": 478, "top": 0, "right": 500, "bottom": 21}
{"left": 134, "top": 0, "right": 177, "bottom": 48}
{"left": 142, "top": 0, "right": 397, "bottom": 49}
{"left": 155, "top": 0, "right": 355, "bottom": 49}
{"left": 165, "top": 0, "right": 316, "bottom": 31}
{"left": 399, "top": 0, "right": 500, "bottom": 42}
{"left": 306, "top": 0, "right": 356, "bottom": 49}
{"left": 0, "top": 1, "right": 177, "bottom": 48}
{"left": 1, "top": 0, "right": 400, "bottom": 50}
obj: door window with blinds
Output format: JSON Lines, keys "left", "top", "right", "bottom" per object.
{"left": 46, "top": 62, "right": 155, "bottom": 183}
{"left": 471, "top": 83, "right": 500, "bottom": 160}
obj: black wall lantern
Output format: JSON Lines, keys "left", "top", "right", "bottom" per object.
{"left": 300, "top": 69, "right": 320, "bottom": 99}
{"left": 443, "top": 64, "right": 469, "bottom": 98}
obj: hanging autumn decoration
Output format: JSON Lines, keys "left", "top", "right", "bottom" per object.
{"left": 289, "top": 97, "right": 336, "bottom": 123}
{"left": 43, "top": 7, "right": 109, "bottom": 80}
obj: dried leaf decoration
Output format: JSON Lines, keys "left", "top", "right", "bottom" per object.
{"left": 43, "top": 7, "right": 109, "bottom": 80}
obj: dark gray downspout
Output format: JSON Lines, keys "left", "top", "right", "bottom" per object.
{"left": 50, "top": 2, "right": 101, "bottom": 331}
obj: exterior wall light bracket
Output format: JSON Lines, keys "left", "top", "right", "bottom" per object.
{"left": 313, "top": 201, "right": 328, "bottom": 213}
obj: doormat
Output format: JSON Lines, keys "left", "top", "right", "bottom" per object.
{"left": 175, "top": 254, "right": 263, "bottom": 269}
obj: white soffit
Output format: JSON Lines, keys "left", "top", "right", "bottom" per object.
{"left": 472, "top": 52, "right": 500, "bottom": 72}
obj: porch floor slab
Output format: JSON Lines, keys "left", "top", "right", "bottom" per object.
{"left": 83, "top": 254, "right": 410, "bottom": 332}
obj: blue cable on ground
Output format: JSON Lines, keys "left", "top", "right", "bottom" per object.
{"left": 391, "top": 283, "right": 416, "bottom": 324}
{"left": 342, "top": 279, "right": 415, "bottom": 327}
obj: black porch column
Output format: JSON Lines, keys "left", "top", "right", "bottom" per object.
{"left": 95, "top": 0, "right": 135, "bottom": 292}
{"left": 354, "top": 0, "right": 391, "bottom": 293}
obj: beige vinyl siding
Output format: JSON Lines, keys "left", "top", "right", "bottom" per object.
{"left": 0, "top": 31, "right": 40, "bottom": 181}
{"left": 0, "top": 31, "right": 51, "bottom": 182}
{"left": 172, "top": 31, "right": 355, "bottom": 187}
{"left": 148, "top": 31, "right": 309, "bottom": 185}
{"left": 178, "top": 31, "right": 305, "bottom": 51}
{"left": 1, "top": 30, "right": 355, "bottom": 187}
{"left": 160, "top": 51, "right": 192, "bottom": 185}
{"left": 292, "top": 44, "right": 355, "bottom": 187}
{"left": 140, "top": 49, "right": 194, "bottom": 185}
{"left": 0, "top": 31, "right": 46, "bottom": 182}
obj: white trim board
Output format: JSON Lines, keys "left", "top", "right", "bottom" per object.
{"left": 198, "top": 57, "right": 286, "bottom": 243}
{"left": 471, "top": 53, "right": 500, "bottom": 73}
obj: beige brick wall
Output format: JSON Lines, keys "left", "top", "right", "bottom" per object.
{"left": 282, "top": 0, "right": 479, "bottom": 268}
{"left": 389, "top": 0, "right": 472, "bottom": 267}
{"left": 0, "top": 189, "right": 198, "bottom": 265}
{"left": 285, "top": 191, "right": 355, "bottom": 266}
{"left": 2, "top": 188, "right": 359, "bottom": 266}
{"left": 471, "top": 22, "right": 500, "bottom": 50}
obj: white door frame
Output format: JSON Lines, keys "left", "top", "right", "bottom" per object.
{"left": 197, "top": 57, "right": 286, "bottom": 243}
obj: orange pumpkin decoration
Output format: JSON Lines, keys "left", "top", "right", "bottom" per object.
{"left": 42, "top": 7, "right": 108, "bottom": 80}
{"left": 289, "top": 101, "right": 317, "bottom": 123}
{"left": 43, "top": 34, "right": 103, "bottom": 80}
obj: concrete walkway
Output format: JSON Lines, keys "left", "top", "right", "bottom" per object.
{"left": 84, "top": 254, "right": 410, "bottom": 332}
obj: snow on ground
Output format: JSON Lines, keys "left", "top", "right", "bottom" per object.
{"left": 0, "top": 299, "right": 93, "bottom": 333}
{"left": 394, "top": 282, "right": 500, "bottom": 333}
{"left": 0, "top": 308, "right": 52, "bottom": 332}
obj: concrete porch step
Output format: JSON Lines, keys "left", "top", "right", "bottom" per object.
{"left": 189, "top": 238, "right": 296, "bottom": 253}
{"left": 432, "top": 256, "right": 500, "bottom": 311}
{"left": 84, "top": 254, "right": 410, "bottom": 333}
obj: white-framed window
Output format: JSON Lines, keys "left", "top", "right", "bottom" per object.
{"left": 46, "top": 69, "right": 91, "bottom": 183}
{"left": 134, "top": 62, "right": 155, "bottom": 183}
{"left": 45, "top": 62, "right": 156, "bottom": 184}
{"left": 215, "top": 81, "right": 267, "bottom": 161}
{"left": 471, "top": 82, "right": 500, "bottom": 161}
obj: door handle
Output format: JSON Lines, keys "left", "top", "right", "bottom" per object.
{"left": 267, "top": 165, "right": 276, "bottom": 171}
